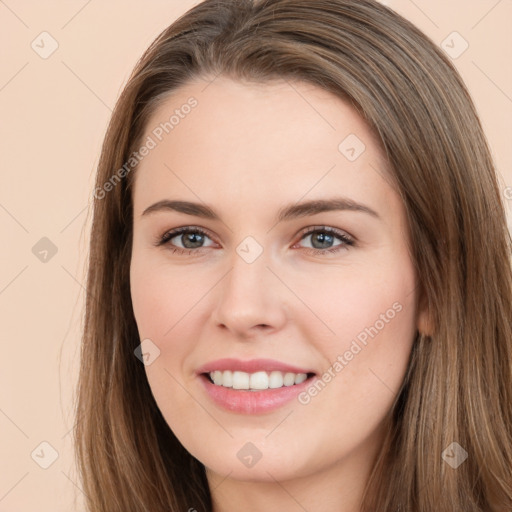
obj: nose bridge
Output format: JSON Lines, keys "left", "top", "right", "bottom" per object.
{"left": 212, "top": 239, "right": 286, "bottom": 335}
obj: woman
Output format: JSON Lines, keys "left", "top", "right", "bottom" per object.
{"left": 75, "top": 0, "right": 512, "bottom": 510}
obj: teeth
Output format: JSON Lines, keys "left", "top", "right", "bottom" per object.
{"left": 208, "top": 370, "right": 309, "bottom": 390}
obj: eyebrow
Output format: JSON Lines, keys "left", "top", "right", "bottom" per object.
{"left": 141, "top": 197, "right": 380, "bottom": 223}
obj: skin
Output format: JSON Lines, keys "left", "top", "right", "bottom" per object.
{"left": 130, "top": 76, "right": 430, "bottom": 512}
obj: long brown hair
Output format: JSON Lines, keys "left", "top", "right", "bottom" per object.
{"left": 74, "top": 0, "right": 512, "bottom": 510}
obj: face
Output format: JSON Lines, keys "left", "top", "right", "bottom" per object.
{"left": 130, "top": 76, "right": 428, "bottom": 485}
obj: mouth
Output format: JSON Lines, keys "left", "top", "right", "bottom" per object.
{"left": 201, "top": 370, "right": 317, "bottom": 391}
{"left": 198, "top": 370, "right": 318, "bottom": 414}
{"left": 195, "top": 358, "right": 318, "bottom": 413}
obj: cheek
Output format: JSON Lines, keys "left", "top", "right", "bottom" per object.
{"left": 130, "top": 254, "right": 205, "bottom": 339}
{"left": 130, "top": 257, "right": 206, "bottom": 427}
{"left": 291, "top": 253, "right": 416, "bottom": 344}
{"left": 129, "top": 254, "right": 217, "bottom": 394}
{"left": 297, "top": 258, "right": 417, "bottom": 428}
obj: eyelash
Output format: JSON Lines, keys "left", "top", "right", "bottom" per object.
{"left": 155, "top": 225, "right": 355, "bottom": 257}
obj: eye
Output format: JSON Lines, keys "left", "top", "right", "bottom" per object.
{"left": 294, "top": 226, "right": 354, "bottom": 256}
{"left": 155, "top": 226, "right": 216, "bottom": 255}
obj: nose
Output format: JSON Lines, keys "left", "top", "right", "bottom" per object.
{"left": 211, "top": 247, "right": 288, "bottom": 339}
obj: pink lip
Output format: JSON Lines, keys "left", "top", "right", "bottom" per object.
{"left": 198, "top": 373, "right": 317, "bottom": 414}
{"left": 195, "top": 358, "right": 315, "bottom": 375}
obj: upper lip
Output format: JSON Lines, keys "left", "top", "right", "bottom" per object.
{"left": 196, "top": 358, "right": 316, "bottom": 375}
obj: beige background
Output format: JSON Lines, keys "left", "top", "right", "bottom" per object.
{"left": 1, "top": 1, "right": 511, "bottom": 510}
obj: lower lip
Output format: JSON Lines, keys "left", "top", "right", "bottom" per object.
{"left": 198, "top": 373, "right": 316, "bottom": 414}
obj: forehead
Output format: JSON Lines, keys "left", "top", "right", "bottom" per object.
{"left": 132, "top": 76, "right": 396, "bottom": 220}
